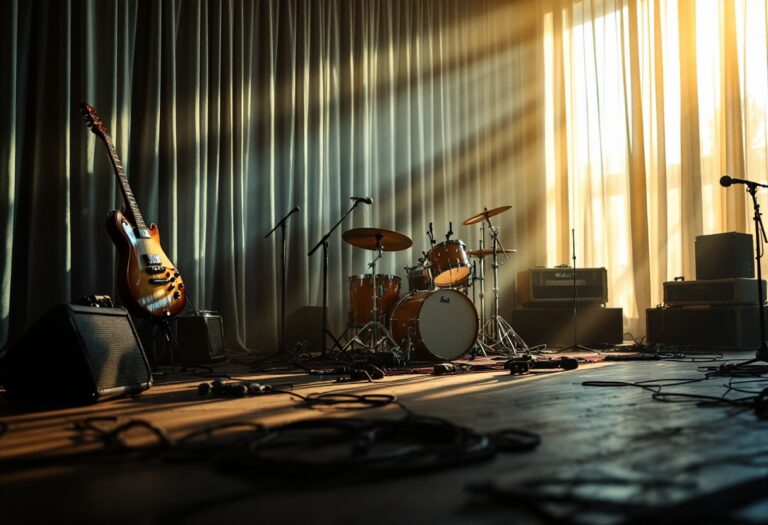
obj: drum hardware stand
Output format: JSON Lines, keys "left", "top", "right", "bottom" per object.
{"left": 468, "top": 260, "right": 490, "bottom": 358}
{"left": 342, "top": 235, "right": 400, "bottom": 354}
{"left": 478, "top": 221, "right": 487, "bottom": 331}
{"left": 308, "top": 201, "right": 361, "bottom": 356}
{"left": 479, "top": 215, "right": 527, "bottom": 355}
{"left": 562, "top": 228, "right": 593, "bottom": 352}
{"left": 265, "top": 205, "right": 300, "bottom": 353}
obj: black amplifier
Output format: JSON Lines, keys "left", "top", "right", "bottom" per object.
{"left": 663, "top": 278, "right": 766, "bottom": 306}
{"left": 517, "top": 267, "right": 608, "bottom": 306}
{"left": 695, "top": 232, "right": 754, "bottom": 280}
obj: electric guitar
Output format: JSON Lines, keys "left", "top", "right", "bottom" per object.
{"left": 80, "top": 102, "right": 187, "bottom": 319}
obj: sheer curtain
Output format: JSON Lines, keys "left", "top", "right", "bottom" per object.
{"left": 544, "top": 0, "right": 768, "bottom": 336}
{"left": 1, "top": 0, "right": 547, "bottom": 352}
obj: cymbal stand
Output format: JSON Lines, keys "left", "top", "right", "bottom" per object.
{"left": 308, "top": 202, "right": 360, "bottom": 356}
{"left": 480, "top": 216, "right": 528, "bottom": 355}
{"left": 479, "top": 221, "right": 487, "bottom": 330}
{"left": 265, "top": 206, "right": 300, "bottom": 353}
{"left": 342, "top": 235, "right": 399, "bottom": 354}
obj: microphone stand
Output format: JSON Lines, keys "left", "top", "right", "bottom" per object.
{"left": 308, "top": 201, "right": 360, "bottom": 355}
{"left": 265, "top": 206, "right": 299, "bottom": 353}
{"left": 750, "top": 184, "right": 768, "bottom": 361}
{"left": 562, "top": 228, "right": 591, "bottom": 352}
{"left": 717, "top": 179, "right": 768, "bottom": 373}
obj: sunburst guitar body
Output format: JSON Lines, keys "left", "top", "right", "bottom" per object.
{"left": 81, "top": 102, "right": 187, "bottom": 319}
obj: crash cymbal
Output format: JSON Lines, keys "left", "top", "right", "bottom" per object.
{"left": 467, "top": 248, "right": 517, "bottom": 258}
{"left": 342, "top": 227, "right": 413, "bottom": 251}
{"left": 462, "top": 205, "right": 512, "bottom": 225}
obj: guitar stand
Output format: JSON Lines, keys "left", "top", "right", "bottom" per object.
{"left": 146, "top": 316, "right": 187, "bottom": 370}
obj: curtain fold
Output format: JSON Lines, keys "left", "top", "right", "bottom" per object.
{"left": 4, "top": 0, "right": 767, "bottom": 350}
{"left": 546, "top": 0, "right": 768, "bottom": 336}
{"left": 1, "top": 0, "right": 547, "bottom": 351}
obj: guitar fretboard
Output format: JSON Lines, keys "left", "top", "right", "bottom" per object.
{"left": 103, "top": 134, "right": 147, "bottom": 231}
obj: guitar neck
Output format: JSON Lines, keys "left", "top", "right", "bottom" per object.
{"left": 101, "top": 135, "right": 148, "bottom": 233}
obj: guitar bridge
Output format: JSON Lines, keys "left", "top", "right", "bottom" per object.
{"left": 146, "top": 266, "right": 166, "bottom": 275}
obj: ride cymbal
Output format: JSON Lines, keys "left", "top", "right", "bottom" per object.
{"left": 462, "top": 205, "right": 512, "bottom": 225}
{"left": 342, "top": 227, "right": 413, "bottom": 251}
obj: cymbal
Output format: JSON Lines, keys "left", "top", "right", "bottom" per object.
{"left": 467, "top": 248, "right": 517, "bottom": 258}
{"left": 462, "top": 205, "right": 512, "bottom": 225}
{"left": 342, "top": 227, "right": 413, "bottom": 251}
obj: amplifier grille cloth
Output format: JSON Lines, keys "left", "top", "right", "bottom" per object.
{"left": 72, "top": 313, "right": 150, "bottom": 390}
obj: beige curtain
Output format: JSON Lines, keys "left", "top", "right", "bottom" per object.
{"left": 1, "top": 0, "right": 548, "bottom": 352}
{"left": 5, "top": 0, "right": 765, "bottom": 352}
{"left": 544, "top": 0, "right": 768, "bottom": 337}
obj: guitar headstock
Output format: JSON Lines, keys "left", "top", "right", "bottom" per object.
{"left": 80, "top": 102, "right": 110, "bottom": 140}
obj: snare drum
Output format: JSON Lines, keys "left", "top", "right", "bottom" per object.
{"left": 426, "top": 240, "right": 471, "bottom": 288}
{"left": 390, "top": 289, "right": 478, "bottom": 361}
{"left": 406, "top": 264, "right": 433, "bottom": 292}
{"left": 347, "top": 274, "right": 401, "bottom": 327}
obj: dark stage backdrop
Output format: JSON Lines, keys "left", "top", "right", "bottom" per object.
{"left": 0, "top": 0, "right": 547, "bottom": 352}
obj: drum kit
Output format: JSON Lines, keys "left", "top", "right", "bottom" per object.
{"left": 338, "top": 205, "right": 528, "bottom": 362}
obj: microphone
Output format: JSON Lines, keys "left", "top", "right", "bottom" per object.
{"left": 350, "top": 196, "right": 373, "bottom": 205}
{"left": 265, "top": 205, "right": 301, "bottom": 238}
{"left": 720, "top": 175, "right": 768, "bottom": 189}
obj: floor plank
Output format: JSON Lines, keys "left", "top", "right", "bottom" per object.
{"left": 2, "top": 352, "right": 768, "bottom": 524}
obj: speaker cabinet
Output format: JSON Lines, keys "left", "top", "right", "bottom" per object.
{"left": 646, "top": 306, "right": 766, "bottom": 349}
{"left": 175, "top": 311, "right": 229, "bottom": 364}
{"left": 0, "top": 304, "right": 152, "bottom": 406}
{"left": 695, "top": 232, "right": 754, "bottom": 280}
{"left": 511, "top": 307, "right": 623, "bottom": 346}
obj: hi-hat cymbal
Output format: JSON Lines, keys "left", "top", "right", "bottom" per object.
{"left": 463, "top": 205, "right": 512, "bottom": 225}
{"left": 342, "top": 227, "right": 413, "bottom": 251}
{"left": 467, "top": 248, "right": 517, "bottom": 258}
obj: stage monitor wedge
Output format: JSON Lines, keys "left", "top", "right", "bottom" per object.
{"left": 0, "top": 304, "right": 152, "bottom": 407}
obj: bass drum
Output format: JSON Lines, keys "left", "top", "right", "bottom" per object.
{"left": 390, "top": 289, "right": 478, "bottom": 361}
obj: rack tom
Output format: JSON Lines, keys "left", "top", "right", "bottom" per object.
{"left": 406, "top": 264, "right": 433, "bottom": 292}
{"left": 426, "top": 240, "right": 471, "bottom": 288}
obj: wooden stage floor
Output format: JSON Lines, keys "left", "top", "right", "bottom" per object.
{"left": 2, "top": 350, "right": 768, "bottom": 524}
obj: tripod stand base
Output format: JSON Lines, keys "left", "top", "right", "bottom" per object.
{"left": 481, "top": 315, "right": 528, "bottom": 356}
{"left": 342, "top": 321, "right": 400, "bottom": 354}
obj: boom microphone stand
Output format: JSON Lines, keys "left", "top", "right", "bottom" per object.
{"left": 308, "top": 201, "right": 362, "bottom": 356}
{"left": 720, "top": 175, "right": 768, "bottom": 365}
{"left": 265, "top": 205, "right": 300, "bottom": 353}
